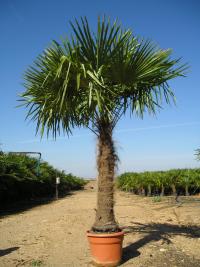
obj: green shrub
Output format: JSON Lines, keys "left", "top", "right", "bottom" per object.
{"left": 152, "top": 196, "right": 162, "bottom": 202}
{"left": 0, "top": 152, "right": 86, "bottom": 205}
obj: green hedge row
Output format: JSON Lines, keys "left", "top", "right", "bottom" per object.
{"left": 0, "top": 152, "right": 87, "bottom": 204}
{"left": 117, "top": 169, "right": 200, "bottom": 196}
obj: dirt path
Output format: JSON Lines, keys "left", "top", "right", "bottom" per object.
{"left": 1, "top": 181, "right": 200, "bottom": 266}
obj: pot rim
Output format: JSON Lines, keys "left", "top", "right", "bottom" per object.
{"left": 87, "top": 230, "right": 124, "bottom": 238}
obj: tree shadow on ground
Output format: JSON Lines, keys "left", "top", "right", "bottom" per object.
{"left": 0, "top": 192, "right": 73, "bottom": 218}
{"left": 121, "top": 221, "right": 200, "bottom": 265}
{"left": 0, "top": 247, "right": 19, "bottom": 257}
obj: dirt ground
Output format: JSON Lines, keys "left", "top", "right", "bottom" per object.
{"left": 0, "top": 180, "right": 200, "bottom": 267}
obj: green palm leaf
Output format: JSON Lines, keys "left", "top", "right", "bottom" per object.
{"left": 20, "top": 16, "right": 188, "bottom": 137}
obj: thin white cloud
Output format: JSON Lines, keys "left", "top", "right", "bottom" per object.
{"left": 116, "top": 121, "right": 200, "bottom": 133}
{"left": 16, "top": 121, "right": 200, "bottom": 144}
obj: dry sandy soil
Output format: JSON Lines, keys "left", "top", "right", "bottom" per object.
{"left": 0, "top": 180, "right": 200, "bottom": 267}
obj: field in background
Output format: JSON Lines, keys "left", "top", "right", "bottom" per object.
{"left": 117, "top": 170, "right": 200, "bottom": 197}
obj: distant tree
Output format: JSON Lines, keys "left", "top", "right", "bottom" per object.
{"left": 178, "top": 169, "right": 194, "bottom": 196}
{"left": 195, "top": 149, "right": 200, "bottom": 161}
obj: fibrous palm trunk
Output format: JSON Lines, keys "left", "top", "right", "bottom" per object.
{"left": 92, "top": 122, "right": 119, "bottom": 233}
{"left": 140, "top": 187, "right": 145, "bottom": 196}
{"left": 185, "top": 185, "right": 189, "bottom": 196}
{"left": 160, "top": 184, "right": 165, "bottom": 196}
{"left": 171, "top": 184, "right": 176, "bottom": 196}
{"left": 147, "top": 184, "right": 152, "bottom": 196}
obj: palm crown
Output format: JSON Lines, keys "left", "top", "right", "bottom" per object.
{"left": 21, "top": 17, "right": 187, "bottom": 137}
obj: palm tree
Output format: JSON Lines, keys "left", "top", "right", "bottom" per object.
{"left": 195, "top": 149, "right": 200, "bottom": 161}
{"left": 179, "top": 169, "right": 195, "bottom": 196}
{"left": 159, "top": 171, "right": 169, "bottom": 196}
{"left": 152, "top": 171, "right": 168, "bottom": 196}
{"left": 166, "top": 169, "right": 182, "bottom": 196}
{"left": 143, "top": 171, "right": 157, "bottom": 196}
{"left": 20, "top": 17, "right": 187, "bottom": 233}
{"left": 193, "top": 169, "right": 200, "bottom": 194}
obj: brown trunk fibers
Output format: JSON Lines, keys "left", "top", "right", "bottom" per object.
{"left": 147, "top": 184, "right": 152, "bottom": 196}
{"left": 171, "top": 184, "right": 177, "bottom": 196}
{"left": 185, "top": 185, "right": 189, "bottom": 196}
{"left": 92, "top": 121, "right": 119, "bottom": 233}
{"left": 160, "top": 184, "right": 165, "bottom": 196}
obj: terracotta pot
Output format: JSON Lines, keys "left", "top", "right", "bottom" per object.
{"left": 87, "top": 231, "right": 124, "bottom": 266}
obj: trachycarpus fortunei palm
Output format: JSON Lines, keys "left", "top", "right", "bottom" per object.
{"left": 20, "top": 17, "right": 187, "bottom": 233}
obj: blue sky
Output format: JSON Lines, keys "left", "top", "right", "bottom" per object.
{"left": 1, "top": 0, "right": 200, "bottom": 178}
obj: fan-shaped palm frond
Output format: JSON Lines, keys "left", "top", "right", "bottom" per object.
{"left": 20, "top": 17, "right": 187, "bottom": 138}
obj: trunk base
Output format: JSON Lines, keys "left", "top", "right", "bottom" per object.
{"left": 92, "top": 224, "right": 120, "bottom": 233}
{"left": 87, "top": 231, "right": 124, "bottom": 267}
